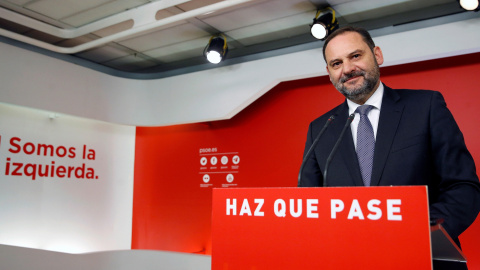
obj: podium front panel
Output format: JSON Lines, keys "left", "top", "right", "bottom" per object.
{"left": 212, "top": 186, "right": 431, "bottom": 270}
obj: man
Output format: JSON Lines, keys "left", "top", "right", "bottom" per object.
{"left": 299, "top": 26, "right": 480, "bottom": 251}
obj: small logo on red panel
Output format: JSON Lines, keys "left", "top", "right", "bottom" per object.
{"left": 210, "top": 156, "right": 218, "bottom": 165}
{"left": 203, "top": 174, "right": 210, "bottom": 183}
{"left": 221, "top": 156, "right": 228, "bottom": 165}
{"left": 226, "top": 174, "right": 234, "bottom": 183}
{"left": 232, "top": 155, "right": 240, "bottom": 164}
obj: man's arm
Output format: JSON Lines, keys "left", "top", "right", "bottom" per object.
{"left": 428, "top": 91, "right": 480, "bottom": 240}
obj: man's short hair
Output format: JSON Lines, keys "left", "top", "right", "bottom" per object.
{"left": 322, "top": 26, "right": 376, "bottom": 61}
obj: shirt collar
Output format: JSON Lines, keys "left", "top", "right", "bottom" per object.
{"left": 347, "top": 82, "right": 384, "bottom": 115}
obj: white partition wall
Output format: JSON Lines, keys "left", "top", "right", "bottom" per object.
{"left": 0, "top": 102, "right": 135, "bottom": 253}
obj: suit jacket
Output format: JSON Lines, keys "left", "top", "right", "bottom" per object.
{"left": 300, "top": 85, "right": 480, "bottom": 242}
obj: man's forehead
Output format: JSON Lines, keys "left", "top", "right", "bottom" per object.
{"left": 324, "top": 32, "right": 368, "bottom": 60}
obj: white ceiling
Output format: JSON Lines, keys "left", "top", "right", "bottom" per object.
{"left": 0, "top": 0, "right": 473, "bottom": 76}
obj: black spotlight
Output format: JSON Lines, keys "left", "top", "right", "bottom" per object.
{"left": 458, "top": 0, "right": 479, "bottom": 11}
{"left": 310, "top": 7, "right": 339, "bottom": 40}
{"left": 204, "top": 35, "right": 228, "bottom": 64}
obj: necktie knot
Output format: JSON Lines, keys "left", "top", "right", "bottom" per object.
{"left": 356, "top": 105, "right": 374, "bottom": 116}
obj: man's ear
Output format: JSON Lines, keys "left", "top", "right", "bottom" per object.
{"left": 374, "top": 46, "right": 384, "bottom": 65}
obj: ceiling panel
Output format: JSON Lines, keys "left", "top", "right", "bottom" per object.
{"left": 118, "top": 22, "right": 210, "bottom": 52}
{"left": 5, "top": 0, "right": 32, "bottom": 5}
{"left": 0, "top": 0, "right": 471, "bottom": 74}
{"left": 60, "top": 0, "right": 149, "bottom": 27}
{"left": 225, "top": 10, "right": 314, "bottom": 46}
{"left": 334, "top": 0, "right": 453, "bottom": 22}
{"left": 200, "top": 0, "right": 315, "bottom": 32}
{"left": 333, "top": 0, "right": 413, "bottom": 16}
{"left": 24, "top": 0, "right": 112, "bottom": 21}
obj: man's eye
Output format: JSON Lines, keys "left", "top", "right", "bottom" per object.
{"left": 353, "top": 54, "right": 360, "bottom": 58}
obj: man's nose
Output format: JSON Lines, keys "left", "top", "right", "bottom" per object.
{"left": 343, "top": 61, "right": 356, "bottom": 74}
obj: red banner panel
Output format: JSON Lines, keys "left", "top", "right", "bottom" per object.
{"left": 134, "top": 53, "right": 480, "bottom": 269}
{"left": 212, "top": 186, "right": 431, "bottom": 270}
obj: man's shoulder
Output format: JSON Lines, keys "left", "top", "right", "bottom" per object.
{"left": 386, "top": 87, "right": 444, "bottom": 103}
{"left": 388, "top": 87, "right": 441, "bottom": 98}
{"left": 310, "top": 103, "right": 344, "bottom": 126}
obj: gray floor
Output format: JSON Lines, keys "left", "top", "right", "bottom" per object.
{"left": 0, "top": 245, "right": 211, "bottom": 270}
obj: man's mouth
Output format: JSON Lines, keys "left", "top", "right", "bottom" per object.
{"left": 345, "top": 76, "right": 360, "bottom": 83}
{"left": 341, "top": 71, "right": 365, "bottom": 84}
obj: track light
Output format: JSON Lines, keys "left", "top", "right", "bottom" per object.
{"left": 310, "top": 7, "right": 339, "bottom": 40}
{"left": 204, "top": 35, "right": 228, "bottom": 64}
{"left": 458, "top": 0, "right": 479, "bottom": 10}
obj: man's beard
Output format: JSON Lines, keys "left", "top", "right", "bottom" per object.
{"left": 332, "top": 62, "right": 380, "bottom": 102}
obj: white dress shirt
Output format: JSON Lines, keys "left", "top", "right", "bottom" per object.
{"left": 346, "top": 82, "right": 384, "bottom": 149}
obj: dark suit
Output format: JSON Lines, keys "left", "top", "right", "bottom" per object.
{"left": 300, "top": 85, "right": 480, "bottom": 243}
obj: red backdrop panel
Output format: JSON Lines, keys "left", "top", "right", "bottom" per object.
{"left": 133, "top": 52, "right": 480, "bottom": 268}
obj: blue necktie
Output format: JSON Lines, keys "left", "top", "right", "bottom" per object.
{"left": 356, "top": 105, "right": 375, "bottom": 186}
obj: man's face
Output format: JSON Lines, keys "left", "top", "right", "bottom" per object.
{"left": 324, "top": 32, "right": 384, "bottom": 104}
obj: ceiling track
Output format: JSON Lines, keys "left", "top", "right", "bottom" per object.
{"left": 0, "top": 0, "right": 252, "bottom": 54}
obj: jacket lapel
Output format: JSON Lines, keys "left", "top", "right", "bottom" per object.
{"left": 370, "top": 85, "right": 404, "bottom": 186}
{"left": 331, "top": 102, "right": 364, "bottom": 186}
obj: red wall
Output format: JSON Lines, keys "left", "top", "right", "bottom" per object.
{"left": 133, "top": 52, "right": 480, "bottom": 267}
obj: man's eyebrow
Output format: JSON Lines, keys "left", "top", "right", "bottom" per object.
{"left": 348, "top": 49, "right": 365, "bottom": 57}
{"left": 328, "top": 49, "right": 366, "bottom": 66}
{"left": 328, "top": 58, "right": 340, "bottom": 66}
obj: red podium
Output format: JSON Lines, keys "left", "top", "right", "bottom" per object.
{"left": 212, "top": 186, "right": 443, "bottom": 269}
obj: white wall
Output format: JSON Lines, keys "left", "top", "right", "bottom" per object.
{"left": 0, "top": 17, "right": 479, "bottom": 127}
{"left": 0, "top": 102, "right": 135, "bottom": 253}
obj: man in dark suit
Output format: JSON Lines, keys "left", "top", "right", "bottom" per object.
{"left": 299, "top": 26, "right": 480, "bottom": 254}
